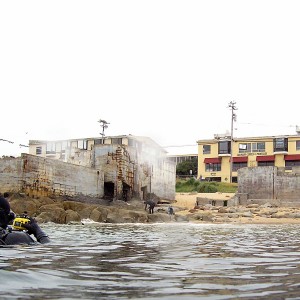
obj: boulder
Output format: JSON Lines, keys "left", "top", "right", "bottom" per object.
{"left": 10, "top": 198, "right": 38, "bottom": 216}
{"left": 65, "top": 209, "right": 82, "bottom": 223}
{"left": 90, "top": 207, "right": 109, "bottom": 223}
{"left": 38, "top": 204, "right": 67, "bottom": 223}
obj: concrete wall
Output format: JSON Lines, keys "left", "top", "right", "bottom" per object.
{"left": 0, "top": 156, "right": 24, "bottom": 193}
{"left": 94, "top": 144, "right": 176, "bottom": 201}
{"left": 0, "top": 154, "right": 104, "bottom": 198}
{"left": 238, "top": 166, "right": 300, "bottom": 206}
{"left": 28, "top": 136, "right": 176, "bottom": 201}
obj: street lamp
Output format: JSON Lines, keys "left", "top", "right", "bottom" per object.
{"left": 228, "top": 101, "right": 237, "bottom": 183}
{"left": 98, "top": 119, "right": 110, "bottom": 144}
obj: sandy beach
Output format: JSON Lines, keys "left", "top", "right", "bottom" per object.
{"left": 175, "top": 192, "right": 234, "bottom": 210}
{"left": 173, "top": 192, "right": 300, "bottom": 224}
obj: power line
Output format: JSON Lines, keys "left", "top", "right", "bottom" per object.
{"left": 0, "top": 138, "right": 14, "bottom": 144}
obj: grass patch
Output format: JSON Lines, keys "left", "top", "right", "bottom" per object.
{"left": 176, "top": 178, "right": 238, "bottom": 193}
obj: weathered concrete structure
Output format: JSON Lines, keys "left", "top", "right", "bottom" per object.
{"left": 27, "top": 135, "right": 176, "bottom": 201}
{"left": 237, "top": 166, "right": 300, "bottom": 207}
{"left": 0, "top": 154, "right": 104, "bottom": 198}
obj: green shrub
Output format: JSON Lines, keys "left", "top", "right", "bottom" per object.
{"left": 175, "top": 178, "right": 238, "bottom": 193}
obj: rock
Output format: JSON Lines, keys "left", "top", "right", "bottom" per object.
{"left": 65, "top": 209, "right": 82, "bottom": 223}
{"left": 228, "top": 213, "right": 239, "bottom": 218}
{"left": 10, "top": 198, "right": 38, "bottom": 216}
{"left": 38, "top": 205, "right": 67, "bottom": 224}
{"left": 241, "top": 211, "right": 253, "bottom": 218}
{"left": 90, "top": 207, "right": 109, "bottom": 223}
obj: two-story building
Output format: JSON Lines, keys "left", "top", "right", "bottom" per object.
{"left": 197, "top": 131, "right": 300, "bottom": 183}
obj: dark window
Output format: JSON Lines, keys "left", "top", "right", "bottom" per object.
{"left": 273, "top": 138, "right": 288, "bottom": 152}
{"left": 258, "top": 161, "right": 274, "bottom": 167}
{"left": 205, "top": 163, "right": 221, "bottom": 172}
{"left": 203, "top": 145, "right": 211, "bottom": 154}
{"left": 94, "top": 139, "right": 103, "bottom": 145}
{"left": 296, "top": 140, "right": 300, "bottom": 151}
{"left": 252, "top": 142, "right": 265, "bottom": 152}
{"left": 218, "top": 141, "right": 231, "bottom": 154}
{"left": 285, "top": 160, "right": 300, "bottom": 167}
{"left": 112, "top": 138, "right": 123, "bottom": 145}
{"left": 232, "top": 162, "right": 247, "bottom": 171}
{"left": 205, "top": 177, "right": 221, "bottom": 182}
{"left": 36, "top": 147, "right": 42, "bottom": 155}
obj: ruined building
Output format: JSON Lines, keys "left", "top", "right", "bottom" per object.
{"left": 24, "top": 135, "right": 176, "bottom": 201}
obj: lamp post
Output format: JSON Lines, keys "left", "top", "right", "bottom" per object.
{"left": 228, "top": 101, "right": 237, "bottom": 183}
{"left": 98, "top": 119, "right": 110, "bottom": 144}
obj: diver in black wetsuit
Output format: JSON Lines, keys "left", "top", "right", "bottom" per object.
{"left": 0, "top": 192, "right": 50, "bottom": 245}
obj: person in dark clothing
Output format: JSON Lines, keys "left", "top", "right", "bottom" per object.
{"left": 145, "top": 200, "right": 155, "bottom": 214}
{"left": 0, "top": 192, "right": 50, "bottom": 246}
{"left": 168, "top": 205, "right": 174, "bottom": 216}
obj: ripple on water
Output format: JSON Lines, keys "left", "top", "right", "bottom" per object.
{"left": 1, "top": 223, "right": 300, "bottom": 299}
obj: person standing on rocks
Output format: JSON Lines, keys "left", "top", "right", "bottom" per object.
{"left": 145, "top": 200, "right": 155, "bottom": 214}
{"left": 0, "top": 192, "right": 50, "bottom": 245}
{"left": 168, "top": 205, "right": 174, "bottom": 216}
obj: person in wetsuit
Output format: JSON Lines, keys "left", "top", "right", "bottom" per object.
{"left": 0, "top": 192, "right": 50, "bottom": 245}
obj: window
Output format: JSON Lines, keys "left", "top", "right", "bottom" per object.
{"left": 205, "top": 163, "right": 221, "bottom": 172}
{"left": 285, "top": 160, "right": 300, "bottom": 167}
{"left": 258, "top": 161, "right": 274, "bottom": 167}
{"left": 77, "top": 140, "right": 88, "bottom": 150}
{"left": 239, "top": 143, "right": 251, "bottom": 153}
{"left": 252, "top": 142, "right": 265, "bottom": 152}
{"left": 296, "top": 140, "right": 300, "bottom": 151}
{"left": 274, "top": 138, "right": 288, "bottom": 152}
{"left": 239, "top": 142, "right": 265, "bottom": 153}
{"left": 46, "top": 142, "right": 55, "bottom": 154}
{"left": 94, "top": 139, "right": 103, "bottom": 145}
{"left": 203, "top": 145, "right": 211, "bottom": 154}
{"left": 218, "top": 141, "right": 231, "bottom": 154}
{"left": 232, "top": 162, "right": 247, "bottom": 171}
{"left": 36, "top": 147, "right": 42, "bottom": 155}
{"left": 61, "top": 141, "right": 69, "bottom": 153}
{"left": 112, "top": 138, "right": 123, "bottom": 145}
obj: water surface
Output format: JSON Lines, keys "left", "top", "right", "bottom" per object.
{"left": 1, "top": 222, "right": 300, "bottom": 299}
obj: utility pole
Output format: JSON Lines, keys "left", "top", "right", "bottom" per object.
{"left": 228, "top": 101, "right": 237, "bottom": 183}
{"left": 98, "top": 119, "right": 110, "bottom": 144}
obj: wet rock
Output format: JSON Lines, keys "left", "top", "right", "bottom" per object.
{"left": 65, "top": 209, "right": 82, "bottom": 223}
{"left": 10, "top": 198, "right": 38, "bottom": 216}
{"left": 90, "top": 207, "right": 109, "bottom": 223}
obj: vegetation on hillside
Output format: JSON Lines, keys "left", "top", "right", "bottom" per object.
{"left": 176, "top": 178, "right": 238, "bottom": 193}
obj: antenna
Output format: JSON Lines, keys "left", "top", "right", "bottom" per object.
{"left": 228, "top": 101, "right": 238, "bottom": 183}
{"left": 98, "top": 119, "right": 110, "bottom": 144}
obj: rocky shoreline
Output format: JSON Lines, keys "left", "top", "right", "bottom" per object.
{"left": 7, "top": 192, "right": 300, "bottom": 225}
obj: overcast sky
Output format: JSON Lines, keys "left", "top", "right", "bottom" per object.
{"left": 1, "top": 1, "right": 300, "bottom": 157}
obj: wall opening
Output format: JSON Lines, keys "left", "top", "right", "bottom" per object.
{"left": 141, "top": 186, "right": 147, "bottom": 201}
{"left": 122, "top": 182, "right": 131, "bottom": 202}
{"left": 104, "top": 182, "right": 114, "bottom": 200}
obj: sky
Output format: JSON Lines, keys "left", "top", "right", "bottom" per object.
{"left": 1, "top": 0, "right": 300, "bottom": 157}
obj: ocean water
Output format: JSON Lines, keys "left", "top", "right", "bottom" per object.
{"left": 1, "top": 222, "right": 300, "bottom": 300}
